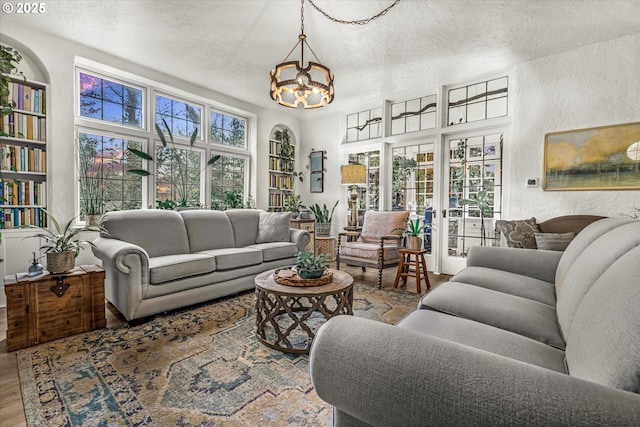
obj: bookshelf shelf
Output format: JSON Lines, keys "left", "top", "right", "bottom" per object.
{"left": 268, "top": 137, "right": 295, "bottom": 212}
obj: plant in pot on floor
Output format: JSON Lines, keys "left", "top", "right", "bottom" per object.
{"left": 396, "top": 218, "right": 429, "bottom": 250}
{"left": 294, "top": 251, "right": 331, "bottom": 279}
{"left": 25, "top": 210, "right": 101, "bottom": 273}
{"left": 309, "top": 201, "right": 339, "bottom": 237}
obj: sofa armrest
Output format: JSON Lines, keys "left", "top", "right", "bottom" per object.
{"left": 310, "top": 316, "right": 640, "bottom": 427}
{"left": 465, "top": 246, "right": 562, "bottom": 283}
{"left": 93, "top": 236, "right": 150, "bottom": 276}
{"left": 289, "top": 228, "right": 311, "bottom": 252}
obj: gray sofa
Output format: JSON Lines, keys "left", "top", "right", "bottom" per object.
{"left": 93, "top": 209, "right": 309, "bottom": 321}
{"left": 309, "top": 217, "right": 640, "bottom": 425}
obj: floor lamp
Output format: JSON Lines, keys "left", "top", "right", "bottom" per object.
{"left": 340, "top": 164, "right": 367, "bottom": 227}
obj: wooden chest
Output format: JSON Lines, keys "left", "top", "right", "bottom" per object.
{"left": 5, "top": 265, "right": 106, "bottom": 351}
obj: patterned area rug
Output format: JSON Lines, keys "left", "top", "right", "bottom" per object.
{"left": 17, "top": 283, "right": 421, "bottom": 426}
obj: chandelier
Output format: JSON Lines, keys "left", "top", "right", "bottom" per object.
{"left": 269, "top": 0, "right": 333, "bottom": 109}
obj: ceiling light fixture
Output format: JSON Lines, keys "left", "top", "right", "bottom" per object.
{"left": 270, "top": 0, "right": 401, "bottom": 110}
{"left": 270, "top": 0, "right": 333, "bottom": 109}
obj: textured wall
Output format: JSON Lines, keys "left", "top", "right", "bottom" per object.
{"left": 509, "top": 33, "right": 640, "bottom": 220}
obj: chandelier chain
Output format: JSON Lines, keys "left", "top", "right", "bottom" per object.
{"left": 307, "top": 0, "right": 401, "bottom": 26}
{"left": 300, "top": 0, "right": 305, "bottom": 34}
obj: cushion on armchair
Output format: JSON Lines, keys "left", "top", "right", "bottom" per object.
{"left": 359, "top": 211, "right": 409, "bottom": 243}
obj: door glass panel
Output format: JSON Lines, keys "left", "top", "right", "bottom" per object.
{"left": 447, "top": 133, "right": 503, "bottom": 257}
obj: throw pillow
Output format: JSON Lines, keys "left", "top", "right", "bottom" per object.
{"left": 256, "top": 211, "right": 293, "bottom": 243}
{"left": 495, "top": 218, "right": 539, "bottom": 249}
{"left": 534, "top": 232, "right": 576, "bottom": 251}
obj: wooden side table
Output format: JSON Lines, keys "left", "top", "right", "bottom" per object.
{"left": 315, "top": 236, "right": 337, "bottom": 261}
{"left": 5, "top": 265, "right": 106, "bottom": 351}
{"left": 393, "top": 249, "right": 431, "bottom": 293}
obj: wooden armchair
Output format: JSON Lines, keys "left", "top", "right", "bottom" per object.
{"left": 336, "top": 211, "right": 409, "bottom": 288}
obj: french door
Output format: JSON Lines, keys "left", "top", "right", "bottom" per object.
{"left": 390, "top": 130, "right": 504, "bottom": 276}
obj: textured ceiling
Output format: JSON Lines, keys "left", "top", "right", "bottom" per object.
{"left": 4, "top": 0, "right": 640, "bottom": 117}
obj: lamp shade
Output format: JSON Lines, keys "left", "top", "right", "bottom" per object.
{"left": 341, "top": 164, "right": 367, "bottom": 185}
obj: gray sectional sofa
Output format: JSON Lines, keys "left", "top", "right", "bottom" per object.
{"left": 310, "top": 217, "right": 640, "bottom": 425}
{"left": 93, "top": 209, "right": 309, "bottom": 321}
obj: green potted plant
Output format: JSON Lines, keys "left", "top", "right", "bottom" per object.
{"left": 395, "top": 218, "right": 428, "bottom": 250}
{"left": 294, "top": 251, "right": 331, "bottom": 279}
{"left": 127, "top": 118, "right": 220, "bottom": 208}
{"left": 459, "top": 187, "right": 494, "bottom": 246}
{"left": 25, "top": 209, "right": 101, "bottom": 273}
{"left": 309, "top": 201, "right": 339, "bottom": 237}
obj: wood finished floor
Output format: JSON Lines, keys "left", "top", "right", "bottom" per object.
{"left": 0, "top": 264, "right": 450, "bottom": 426}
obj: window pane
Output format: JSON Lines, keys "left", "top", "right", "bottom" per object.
{"left": 78, "top": 132, "right": 143, "bottom": 220}
{"left": 78, "top": 72, "right": 143, "bottom": 128}
{"left": 447, "top": 77, "right": 508, "bottom": 126}
{"left": 210, "top": 110, "right": 247, "bottom": 148}
{"left": 156, "top": 144, "right": 203, "bottom": 207}
{"left": 155, "top": 94, "right": 202, "bottom": 139}
{"left": 211, "top": 155, "right": 247, "bottom": 210}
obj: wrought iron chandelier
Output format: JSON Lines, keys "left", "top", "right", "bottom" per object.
{"left": 269, "top": 0, "right": 400, "bottom": 109}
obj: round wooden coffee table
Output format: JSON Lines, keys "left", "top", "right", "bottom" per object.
{"left": 255, "top": 269, "right": 354, "bottom": 353}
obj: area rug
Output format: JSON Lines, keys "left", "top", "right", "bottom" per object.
{"left": 17, "top": 283, "right": 421, "bottom": 427}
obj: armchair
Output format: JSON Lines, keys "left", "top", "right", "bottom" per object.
{"left": 336, "top": 211, "right": 409, "bottom": 288}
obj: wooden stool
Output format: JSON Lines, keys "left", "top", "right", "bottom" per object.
{"left": 393, "top": 249, "right": 431, "bottom": 293}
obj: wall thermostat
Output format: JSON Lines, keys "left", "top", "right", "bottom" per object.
{"left": 527, "top": 178, "right": 538, "bottom": 187}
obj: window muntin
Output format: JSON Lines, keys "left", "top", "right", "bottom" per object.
{"left": 210, "top": 111, "right": 247, "bottom": 148}
{"left": 79, "top": 72, "right": 143, "bottom": 128}
{"left": 211, "top": 155, "right": 247, "bottom": 210}
{"left": 391, "top": 95, "right": 437, "bottom": 135}
{"left": 447, "top": 77, "right": 508, "bottom": 126}
{"left": 346, "top": 108, "right": 382, "bottom": 142}
{"left": 78, "top": 132, "right": 143, "bottom": 219}
{"left": 347, "top": 151, "right": 380, "bottom": 215}
{"left": 155, "top": 94, "right": 202, "bottom": 139}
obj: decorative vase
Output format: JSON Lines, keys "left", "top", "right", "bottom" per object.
{"left": 85, "top": 214, "right": 102, "bottom": 227}
{"left": 297, "top": 267, "right": 326, "bottom": 280}
{"left": 408, "top": 236, "right": 423, "bottom": 251}
{"left": 46, "top": 251, "right": 75, "bottom": 273}
{"left": 316, "top": 222, "right": 331, "bottom": 237}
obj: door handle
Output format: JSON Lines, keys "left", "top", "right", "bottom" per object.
{"left": 442, "top": 209, "right": 447, "bottom": 218}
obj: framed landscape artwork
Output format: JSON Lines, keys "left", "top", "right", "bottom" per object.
{"left": 310, "top": 150, "right": 324, "bottom": 172}
{"left": 543, "top": 122, "right": 640, "bottom": 190}
{"left": 310, "top": 172, "right": 323, "bottom": 193}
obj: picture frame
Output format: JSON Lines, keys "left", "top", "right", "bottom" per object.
{"left": 310, "top": 172, "right": 324, "bottom": 193}
{"left": 310, "top": 150, "right": 324, "bottom": 172}
{"left": 543, "top": 122, "right": 640, "bottom": 191}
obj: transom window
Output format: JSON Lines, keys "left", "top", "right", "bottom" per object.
{"left": 447, "top": 77, "right": 508, "bottom": 126}
{"left": 155, "top": 94, "right": 202, "bottom": 139}
{"left": 391, "top": 95, "right": 437, "bottom": 135}
{"left": 210, "top": 111, "right": 246, "bottom": 148}
{"left": 79, "top": 72, "right": 143, "bottom": 128}
{"left": 346, "top": 107, "right": 382, "bottom": 142}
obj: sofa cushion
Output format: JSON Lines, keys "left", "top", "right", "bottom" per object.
{"left": 534, "top": 232, "right": 575, "bottom": 251}
{"left": 339, "top": 241, "right": 401, "bottom": 262}
{"left": 225, "top": 209, "right": 261, "bottom": 247}
{"left": 420, "top": 282, "right": 565, "bottom": 349}
{"left": 496, "top": 217, "right": 538, "bottom": 249}
{"left": 256, "top": 211, "right": 293, "bottom": 243}
{"left": 180, "top": 210, "right": 235, "bottom": 252}
{"left": 101, "top": 210, "right": 190, "bottom": 257}
{"left": 198, "top": 247, "right": 262, "bottom": 270}
{"left": 248, "top": 242, "right": 297, "bottom": 262}
{"left": 451, "top": 266, "right": 556, "bottom": 306}
{"left": 359, "top": 211, "right": 408, "bottom": 244}
{"left": 398, "top": 310, "right": 567, "bottom": 373}
{"left": 564, "top": 241, "right": 640, "bottom": 392}
{"left": 148, "top": 253, "right": 216, "bottom": 284}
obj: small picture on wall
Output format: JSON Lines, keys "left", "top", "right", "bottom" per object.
{"left": 310, "top": 150, "right": 324, "bottom": 172}
{"left": 543, "top": 122, "right": 640, "bottom": 191}
{"left": 310, "top": 172, "right": 324, "bottom": 193}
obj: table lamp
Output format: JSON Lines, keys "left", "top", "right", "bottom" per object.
{"left": 341, "top": 164, "right": 367, "bottom": 227}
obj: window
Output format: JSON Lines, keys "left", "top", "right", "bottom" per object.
{"left": 78, "top": 132, "right": 143, "bottom": 220}
{"left": 347, "top": 151, "right": 380, "bottom": 214}
{"left": 346, "top": 108, "right": 382, "bottom": 142}
{"left": 210, "top": 110, "right": 246, "bottom": 148}
{"left": 447, "top": 77, "right": 508, "bottom": 126}
{"left": 391, "top": 95, "right": 437, "bottom": 135}
{"left": 211, "top": 155, "right": 246, "bottom": 210}
{"left": 155, "top": 95, "right": 202, "bottom": 139}
{"left": 79, "top": 72, "right": 143, "bottom": 128}
{"left": 391, "top": 144, "right": 434, "bottom": 215}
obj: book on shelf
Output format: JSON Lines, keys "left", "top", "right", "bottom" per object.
{"left": 1, "top": 144, "right": 46, "bottom": 172}
{"left": 1, "top": 206, "right": 47, "bottom": 229}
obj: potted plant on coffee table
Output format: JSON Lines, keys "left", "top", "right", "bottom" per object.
{"left": 26, "top": 210, "right": 101, "bottom": 273}
{"left": 309, "top": 201, "right": 339, "bottom": 237}
{"left": 294, "top": 251, "right": 331, "bottom": 279}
